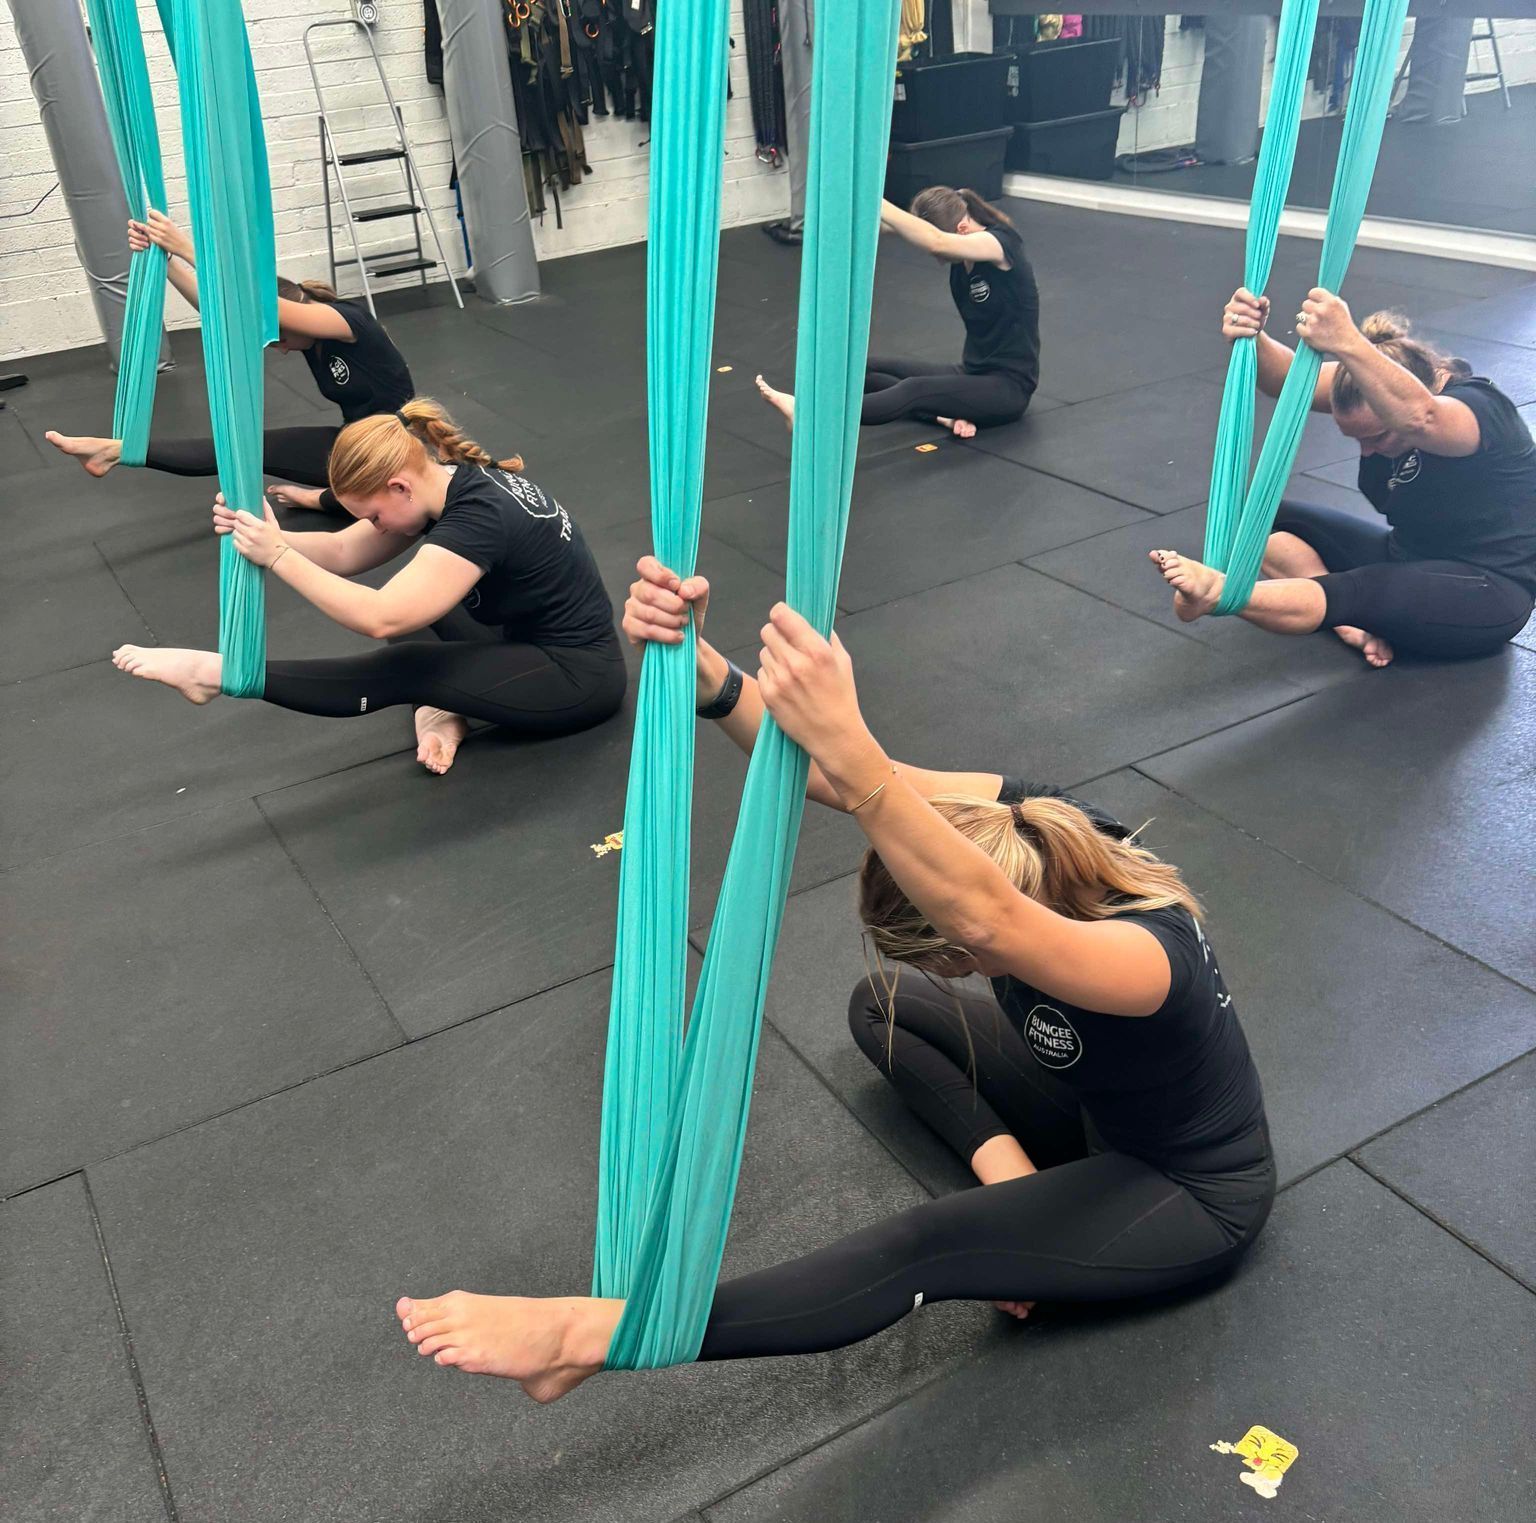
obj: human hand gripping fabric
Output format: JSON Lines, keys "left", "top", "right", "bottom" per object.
{"left": 230, "top": 503, "right": 289, "bottom": 569}
{"left": 1222, "top": 286, "right": 1269, "bottom": 343}
{"left": 131, "top": 208, "right": 194, "bottom": 262}
{"left": 1296, "top": 288, "right": 1356, "bottom": 354}
{"left": 756, "top": 604, "right": 874, "bottom": 775}
{"left": 622, "top": 555, "right": 711, "bottom": 648}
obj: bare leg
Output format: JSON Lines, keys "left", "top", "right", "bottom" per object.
{"left": 755, "top": 374, "right": 795, "bottom": 431}
{"left": 395, "top": 1291, "right": 623, "bottom": 1402}
{"left": 1261, "top": 532, "right": 1395, "bottom": 667}
{"left": 969, "top": 1136, "right": 1037, "bottom": 1320}
{"left": 937, "top": 417, "right": 978, "bottom": 439}
{"left": 112, "top": 645, "right": 223, "bottom": 703}
{"left": 45, "top": 431, "right": 122, "bottom": 477}
{"left": 414, "top": 706, "right": 471, "bottom": 775}
{"left": 266, "top": 484, "right": 325, "bottom": 512}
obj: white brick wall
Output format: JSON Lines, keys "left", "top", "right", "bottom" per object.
{"left": 1117, "top": 16, "right": 1536, "bottom": 158}
{"left": 0, "top": 0, "right": 789, "bottom": 359}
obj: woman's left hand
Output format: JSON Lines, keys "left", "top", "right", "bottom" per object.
{"left": 1296, "top": 288, "right": 1357, "bottom": 354}
{"left": 230, "top": 503, "right": 288, "bottom": 568}
{"left": 757, "top": 604, "right": 872, "bottom": 765}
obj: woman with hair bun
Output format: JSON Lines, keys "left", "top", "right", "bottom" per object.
{"left": 47, "top": 209, "right": 414, "bottom": 516}
{"left": 755, "top": 188, "right": 1041, "bottom": 440}
{"left": 111, "top": 399, "right": 625, "bottom": 775}
{"left": 381, "top": 559, "right": 1273, "bottom": 1398}
{"left": 1152, "top": 289, "right": 1536, "bottom": 666}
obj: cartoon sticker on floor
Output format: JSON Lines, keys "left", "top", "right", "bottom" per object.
{"left": 1209, "top": 1425, "right": 1298, "bottom": 1500}
{"left": 590, "top": 831, "right": 624, "bottom": 859}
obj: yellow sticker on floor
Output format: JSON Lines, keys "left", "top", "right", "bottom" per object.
{"left": 915, "top": 443, "right": 938, "bottom": 453}
{"left": 1210, "top": 1425, "right": 1298, "bottom": 1500}
{"left": 716, "top": 364, "right": 733, "bottom": 373}
{"left": 590, "top": 831, "right": 624, "bottom": 858}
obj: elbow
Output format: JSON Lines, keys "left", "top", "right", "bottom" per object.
{"left": 363, "top": 612, "right": 405, "bottom": 641}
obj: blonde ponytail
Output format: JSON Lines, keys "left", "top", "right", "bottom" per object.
{"left": 858, "top": 792, "right": 1201, "bottom": 974}
{"left": 1332, "top": 310, "right": 1465, "bottom": 413}
{"left": 326, "top": 396, "right": 524, "bottom": 501}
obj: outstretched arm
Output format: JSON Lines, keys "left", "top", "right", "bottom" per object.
{"left": 879, "top": 198, "right": 1008, "bottom": 267}
{"left": 623, "top": 558, "right": 1003, "bottom": 811}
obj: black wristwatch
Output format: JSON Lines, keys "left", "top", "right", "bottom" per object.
{"left": 696, "top": 659, "right": 745, "bottom": 720}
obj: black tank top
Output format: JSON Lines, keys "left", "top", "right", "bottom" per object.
{"left": 302, "top": 299, "right": 416, "bottom": 425}
{"left": 992, "top": 779, "right": 1267, "bottom": 1164}
{"left": 949, "top": 224, "right": 1041, "bottom": 394}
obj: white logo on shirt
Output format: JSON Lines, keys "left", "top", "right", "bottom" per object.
{"left": 968, "top": 275, "right": 991, "bottom": 304}
{"left": 1387, "top": 451, "right": 1421, "bottom": 490}
{"left": 1024, "top": 1005, "right": 1082, "bottom": 1070}
{"left": 485, "top": 467, "right": 572, "bottom": 541}
{"left": 328, "top": 355, "right": 351, "bottom": 386}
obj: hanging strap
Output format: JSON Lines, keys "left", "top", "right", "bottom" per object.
{"left": 157, "top": 0, "right": 279, "bottom": 696}
{"left": 594, "top": 0, "right": 902, "bottom": 1371}
{"left": 1203, "top": 0, "right": 1411, "bottom": 613}
{"left": 82, "top": 0, "right": 168, "bottom": 467}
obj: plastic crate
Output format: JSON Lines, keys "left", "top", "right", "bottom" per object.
{"left": 1007, "top": 39, "right": 1120, "bottom": 125}
{"left": 886, "top": 126, "right": 1014, "bottom": 206}
{"left": 891, "top": 52, "right": 1013, "bottom": 143}
{"left": 1005, "top": 108, "right": 1124, "bottom": 181}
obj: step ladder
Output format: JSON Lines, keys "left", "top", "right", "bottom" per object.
{"left": 303, "top": 18, "right": 463, "bottom": 316}
{"left": 1465, "top": 19, "right": 1512, "bottom": 111}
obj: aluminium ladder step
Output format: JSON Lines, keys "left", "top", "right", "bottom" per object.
{"left": 350, "top": 202, "right": 422, "bottom": 223}
{"left": 336, "top": 146, "right": 407, "bottom": 166}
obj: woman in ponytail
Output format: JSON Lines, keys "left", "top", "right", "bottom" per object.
{"left": 1152, "top": 289, "right": 1536, "bottom": 665}
{"left": 48, "top": 209, "right": 416, "bottom": 518}
{"left": 379, "top": 558, "right": 1270, "bottom": 1399}
{"left": 112, "top": 399, "right": 626, "bottom": 775}
{"left": 755, "top": 187, "right": 1041, "bottom": 440}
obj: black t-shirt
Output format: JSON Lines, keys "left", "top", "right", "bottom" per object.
{"left": 991, "top": 779, "right": 1267, "bottom": 1162}
{"left": 302, "top": 299, "right": 416, "bottom": 424}
{"left": 949, "top": 223, "right": 1041, "bottom": 394}
{"left": 1358, "top": 377, "right": 1536, "bottom": 594}
{"left": 423, "top": 465, "right": 615, "bottom": 647}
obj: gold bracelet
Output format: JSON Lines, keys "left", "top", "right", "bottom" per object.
{"left": 846, "top": 765, "right": 895, "bottom": 815}
{"left": 269, "top": 543, "right": 290, "bottom": 570}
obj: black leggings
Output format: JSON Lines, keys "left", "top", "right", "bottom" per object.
{"left": 861, "top": 354, "right": 1031, "bottom": 429}
{"left": 1273, "top": 500, "right": 1534, "bottom": 659}
{"left": 144, "top": 425, "right": 344, "bottom": 514}
{"left": 696, "top": 980, "right": 1273, "bottom": 1361}
{"left": 262, "top": 610, "right": 627, "bottom": 737}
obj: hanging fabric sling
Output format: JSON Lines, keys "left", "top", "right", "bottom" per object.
{"left": 82, "top": 0, "right": 168, "bottom": 467}
{"left": 1202, "top": 0, "right": 1410, "bottom": 614}
{"left": 593, "top": 0, "right": 902, "bottom": 1369}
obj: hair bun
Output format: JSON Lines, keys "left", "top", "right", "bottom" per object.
{"left": 1361, "top": 309, "right": 1410, "bottom": 346}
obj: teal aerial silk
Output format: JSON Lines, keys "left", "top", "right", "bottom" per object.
{"left": 594, "top": 0, "right": 902, "bottom": 1369}
{"left": 1203, "top": 0, "right": 1411, "bottom": 613}
{"left": 158, "top": 0, "right": 278, "bottom": 696}
{"left": 82, "top": 0, "right": 168, "bottom": 467}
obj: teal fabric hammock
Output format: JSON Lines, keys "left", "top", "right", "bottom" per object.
{"left": 83, "top": 0, "right": 167, "bottom": 468}
{"left": 87, "top": 0, "right": 276, "bottom": 697}
{"left": 594, "top": 0, "right": 902, "bottom": 1369}
{"left": 1203, "top": 0, "right": 1411, "bottom": 613}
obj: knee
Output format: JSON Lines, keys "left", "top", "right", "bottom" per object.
{"left": 847, "top": 979, "right": 894, "bottom": 1072}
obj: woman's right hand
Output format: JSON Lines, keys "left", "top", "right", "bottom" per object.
{"left": 212, "top": 492, "right": 237, "bottom": 537}
{"left": 1222, "top": 287, "right": 1269, "bottom": 343}
{"left": 136, "top": 208, "right": 194, "bottom": 262}
{"left": 623, "top": 556, "right": 711, "bottom": 648}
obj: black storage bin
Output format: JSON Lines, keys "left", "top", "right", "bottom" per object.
{"left": 1007, "top": 39, "right": 1120, "bottom": 125}
{"left": 1005, "top": 108, "right": 1123, "bottom": 180}
{"left": 891, "top": 52, "right": 1013, "bottom": 142}
{"left": 886, "top": 127, "right": 1013, "bottom": 205}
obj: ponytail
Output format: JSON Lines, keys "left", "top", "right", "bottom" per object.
{"left": 858, "top": 792, "right": 1201, "bottom": 975}
{"left": 327, "top": 396, "right": 524, "bottom": 501}
{"left": 909, "top": 185, "right": 1015, "bottom": 234}
{"left": 1332, "top": 309, "right": 1464, "bottom": 412}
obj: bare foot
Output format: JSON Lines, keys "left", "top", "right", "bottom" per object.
{"left": 45, "top": 431, "right": 121, "bottom": 477}
{"left": 1150, "top": 549, "right": 1224, "bottom": 623}
{"left": 414, "top": 706, "right": 470, "bottom": 775}
{"left": 755, "top": 373, "right": 795, "bottom": 431}
{"left": 992, "top": 1300, "right": 1036, "bottom": 1321}
{"left": 112, "top": 644, "right": 222, "bottom": 704}
{"left": 266, "top": 483, "right": 325, "bottom": 511}
{"left": 1331, "top": 624, "right": 1395, "bottom": 668}
{"left": 395, "top": 1291, "right": 615, "bottom": 1403}
{"left": 938, "top": 416, "right": 978, "bottom": 439}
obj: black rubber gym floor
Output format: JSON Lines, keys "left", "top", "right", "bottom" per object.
{"left": 4, "top": 200, "right": 1534, "bottom": 1522}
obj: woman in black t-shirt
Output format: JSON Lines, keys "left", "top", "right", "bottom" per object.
{"left": 1152, "top": 291, "right": 1536, "bottom": 664}
{"left": 755, "top": 188, "right": 1041, "bottom": 440}
{"left": 47, "top": 209, "right": 415, "bottom": 517}
{"left": 385, "top": 559, "right": 1274, "bottom": 1398}
{"left": 111, "top": 399, "right": 625, "bottom": 776}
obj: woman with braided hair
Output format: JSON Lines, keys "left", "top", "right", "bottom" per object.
{"left": 112, "top": 399, "right": 626, "bottom": 775}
